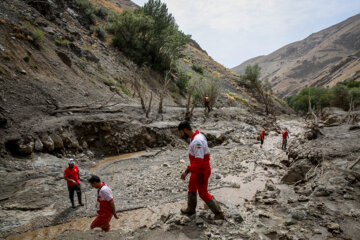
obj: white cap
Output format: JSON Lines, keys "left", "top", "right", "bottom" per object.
{"left": 68, "top": 158, "right": 75, "bottom": 164}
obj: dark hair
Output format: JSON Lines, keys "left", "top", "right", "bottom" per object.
{"left": 88, "top": 175, "right": 101, "bottom": 183}
{"left": 178, "top": 120, "right": 192, "bottom": 131}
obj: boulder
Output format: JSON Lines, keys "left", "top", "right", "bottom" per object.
{"left": 34, "top": 139, "right": 44, "bottom": 151}
{"left": 41, "top": 135, "right": 54, "bottom": 151}
{"left": 50, "top": 133, "right": 64, "bottom": 149}
{"left": 18, "top": 139, "right": 34, "bottom": 155}
{"left": 281, "top": 159, "right": 312, "bottom": 184}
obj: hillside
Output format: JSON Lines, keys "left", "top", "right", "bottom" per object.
{"left": 232, "top": 14, "right": 360, "bottom": 98}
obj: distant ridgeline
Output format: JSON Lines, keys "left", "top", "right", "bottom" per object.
{"left": 285, "top": 80, "right": 360, "bottom": 113}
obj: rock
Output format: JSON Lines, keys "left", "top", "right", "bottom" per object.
{"left": 215, "top": 174, "right": 222, "bottom": 179}
{"left": 162, "top": 163, "right": 169, "bottom": 167}
{"left": 50, "top": 133, "right": 64, "bottom": 149}
{"left": 43, "top": 26, "right": 56, "bottom": 35}
{"left": 20, "top": 69, "right": 27, "bottom": 75}
{"left": 56, "top": 51, "right": 72, "bottom": 67}
{"left": 281, "top": 159, "right": 311, "bottom": 184}
{"left": 349, "top": 209, "right": 360, "bottom": 218}
{"left": 297, "top": 196, "right": 309, "bottom": 202}
{"left": 100, "top": 123, "right": 111, "bottom": 131}
{"left": 34, "top": 139, "right": 43, "bottom": 151}
{"left": 18, "top": 139, "right": 34, "bottom": 155}
{"left": 327, "top": 223, "right": 341, "bottom": 234}
{"left": 312, "top": 185, "right": 333, "bottom": 197}
{"left": 196, "top": 217, "right": 204, "bottom": 225}
{"left": 328, "top": 176, "right": 348, "bottom": 185}
{"left": 41, "top": 135, "right": 54, "bottom": 151}
{"left": 179, "top": 159, "right": 186, "bottom": 164}
{"left": 343, "top": 193, "right": 354, "bottom": 200}
{"left": 0, "top": 115, "right": 7, "bottom": 128}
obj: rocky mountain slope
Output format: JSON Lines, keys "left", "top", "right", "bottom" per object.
{"left": 0, "top": 0, "right": 272, "bottom": 158}
{"left": 232, "top": 14, "right": 360, "bottom": 98}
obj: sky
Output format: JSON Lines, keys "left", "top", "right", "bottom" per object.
{"left": 131, "top": 0, "right": 360, "bottom": 68}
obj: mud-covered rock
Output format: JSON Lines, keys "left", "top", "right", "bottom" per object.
{"left": 281, "top": 159, "right": 311, "bottom": 184}
{"left": 50, "top": 133, "right": 64, "bottom": 149}
{"left": 41, "top": 135, "right": 54, "bottom": 151}
{"left": 34, "top": 139, "right": 44, "bottom": 151}
{"left": 18, "top": 138, "right": 34, "bottom": 155}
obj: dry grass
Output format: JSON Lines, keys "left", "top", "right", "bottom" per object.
{"left": 89, "top": 0, "right": 123, "bottom": 13}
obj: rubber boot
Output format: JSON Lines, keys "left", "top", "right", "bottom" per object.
{"left": 206, "top": 198, "right": 224, "bottom": 220}
{"left": 71, "top": 199, "right": 75, "bottom": 208}
{"left": 78, "top": 192, "right": 84, "bottom": 206}
{"left": 181, "top": 193, "right": 197, "bottom": 215}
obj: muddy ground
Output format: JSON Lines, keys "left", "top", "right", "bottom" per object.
{"left": 0, "top": 105, "right": 359, "bottom": 240}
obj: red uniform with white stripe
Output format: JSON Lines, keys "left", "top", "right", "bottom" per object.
{"left": 64, "top": 165, "right": 79, "bottom": 186}
{"left": 90, "top": 182, "right": 114, "bottom": 232}
{"left": 187, "top": 130, "right": 213, "bottom": 203}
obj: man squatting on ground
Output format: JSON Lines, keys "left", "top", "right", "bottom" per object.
{"left": 89, "top": 175, "right": 119, "bottom": 232}
{"left": 178, "top": 121, "right": 224, "bottom": 220}
{"left": 64, "top": 159, "right": 83, "bottom": 208}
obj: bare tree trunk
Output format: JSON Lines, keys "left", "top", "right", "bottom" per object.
{"left": 146, "top": 91, "right": 153, "bottom": 118}
{"left": 185, "top": 85, "right": 195, "bottom": 120}
{"left": 158, "top": 93, "right": 163, "bottom": 114}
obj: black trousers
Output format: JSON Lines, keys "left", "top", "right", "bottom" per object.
{"left": 68, "top": 184, "right": 82, "bottom": 204}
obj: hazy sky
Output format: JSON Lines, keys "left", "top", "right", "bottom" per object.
{"left": 131, "top": 0, "right": 360, "bottom": 68}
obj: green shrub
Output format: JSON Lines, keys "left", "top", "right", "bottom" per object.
{"left": 94, "top": 7, "right": 108, "bottom": 19}
{"left": 31, "top": 28, "right": 44, "bottom": 45}
{"left": 191, "top": 63, "right": 204, "bottom": 74}
{"left": 23, "top": 56, "right": 30, "bottom": 62}
{"left": 111, "top": 0, "right": 190, "bottom": 72}
{"left": 176, "top": 69, "right": 191, "bottom": 93}
{"left": 75, "top": 0, "right": 97, "bottom": 25}
{"left": 91, "top": 26, "right": 106, "bottom": 41}
{"left": 55, "top": 38, "right": 70, "bottom": 46}
{"left": 22, "top": 21, "right": 44, "bottom": 46}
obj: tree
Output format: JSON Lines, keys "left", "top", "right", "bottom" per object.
{"left": 112, "top": 0, "right": 190, "bottom": 72}
{"left": 241, "top": 65, "right": 272, "bottom": 115}
{"left": 331, "top": 84, "right": 349, "bottom": 110}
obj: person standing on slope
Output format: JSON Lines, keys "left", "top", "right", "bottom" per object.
{"left": 178, "top": 121, "right": 224, "bottom": 220}
{"left": 64, "top": 159, "right": 83, "bottom": 208}
{"left": 282, "top": 129, "right": 289, "bottom": 150}
{"left": 260, "top": 129, "right": 265, "bottom": 148}
{"left": 88, "top": 175, "right": 119, "bottom": 232}
{"left": 203, "top": 95, "right": 211, "bottom": 113}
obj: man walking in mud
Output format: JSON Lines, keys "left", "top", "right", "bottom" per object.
{"left": 282, "top": 129, "right": 289, "bottom": 150}
{"left": 260, "top": 129, "right": 265, "bottom": 148}
{"left": 203, "top": 95, "right": 211, "bottom": 113}
{"left": 178, "top": 121, "right": 224, "bottom": 219}
{"left": 64, "top": 159, "right": 83, "bottom": 208}
{"left": 88, "top": 175, "right": 119, "bottom": 232}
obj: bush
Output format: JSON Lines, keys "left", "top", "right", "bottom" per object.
{"left": 91, "top": 26, "right": 106, "bottom": 41}
{"left": 75, "top": 0, "right": 97, "bottom": 25}
{"left": 31, "top": 28, "right": 44, "bottom": 45}
{"left": 191, "top": 64, "right": 204, "bottom": 74}
{"left": 111, "top": 0, "right": 190, "bottom": 72}
{"left": 55, "top": 38, "right": 70, "bottom": 46}
{"left": 94, "top": 7, "right": 108, "bottom": 19}
{"left": 23, "top": 56, "right": 30, "bottom": 62}
{"left": 176, "top": 69, "right": 191, "bottom": 93}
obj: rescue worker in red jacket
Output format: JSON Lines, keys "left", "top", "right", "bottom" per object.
{"left": 64, "top": 159, "right": 83, "bottom": 208}
{"left": 203, "top": 95, "right": 211, "bottom": 113}
{"left": 88, "top": 175, "right": 119, "bottom": 232}
{"left": 260, "top": 129, "right": 265, "bottom": 148}
{"left": 178, "top": 121, "right": 224, "bottom": 219}
{"left": 282, "top": 129, "right": 289, "bottom": 150}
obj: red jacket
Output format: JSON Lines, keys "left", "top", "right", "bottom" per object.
{"left": 260, "top": 132, "right": 265, "bottom": 140}
{"left": 64, "top": 165, "right": 80, "bottom": 186}
{"left": 282, "top": 131, "right": 288, "bottom": 139}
